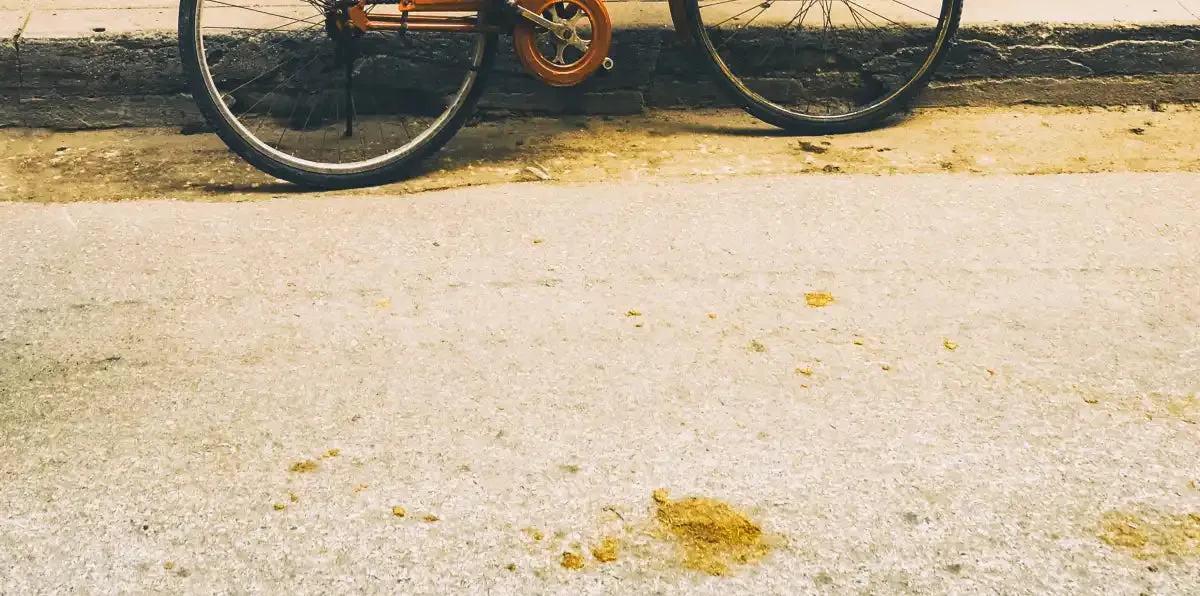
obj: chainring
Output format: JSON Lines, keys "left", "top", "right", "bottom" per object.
{"left": 512, "top": 0, "right": 612, "bottom": 87}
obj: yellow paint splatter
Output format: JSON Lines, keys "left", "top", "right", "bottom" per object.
{"left": 353, "top": 484, "right": 369, "bottom": 493}
{"left": 163, "top": 562, "right": 175, "bottom": 570}
{"left": 708, "top": 313, "right": 717, "bottom": 319}
{"left": 532, "top": 238, "right": 545, "bottom": 244}
{"left": 627, "top": 310, "right": 643, "bottom": 317}
{"left": 273, "top": 503, "right": 287, "bottom": 511}
{"left": 805, "top": 292, "right": 834, "bottom": 307}
{"left": 795, "top": 367, "right": 813, "bottom": 377}
{"left": 392, "top": 506, "right": 406, "bottom": 517}
{"left": 375, "top": 299, "right": 392, "bottom": 309}
{"left": 748, "top": 340, "right": 767, "bottom": 353}
{"left": 424, "top": 514, "right": 440, "bottom": 522}
{"left": 943, "top": 339, "right": 959, "bottom": 351}
{"left": 323, "top": 448, "right": 340, "bottom": 458}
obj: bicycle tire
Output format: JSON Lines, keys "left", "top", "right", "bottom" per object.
{"left": 684, "top": 0, "right": 963, "bottom": 134}
{"left": 178, "top": 0, "right": 499, "bottom": 190}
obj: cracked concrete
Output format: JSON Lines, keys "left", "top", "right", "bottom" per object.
{"left": 945, "top": 36, "right": 1200, "bottom": 79}
{"left": 0, "top": 12, "right": 23, "bottom": 114}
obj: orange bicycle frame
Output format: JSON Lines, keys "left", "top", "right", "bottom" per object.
{"left": 347, "top": 0, "right": 694, "bottom": 42}
{"left": 348, "top": 0, "right": 499, "bottom": 33}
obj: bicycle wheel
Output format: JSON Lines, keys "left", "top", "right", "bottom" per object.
{"left": 179, "top": 0, "right": 498, "bottom": 189}
{"left": 685, "top": 0, "right": 962, "bottom": 134}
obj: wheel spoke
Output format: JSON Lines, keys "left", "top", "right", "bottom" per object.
{"left": 205, "top": 0, "right": 317, "bottom": 24}
{"left": 343, "top": 59, "right": 355, "bottom": 138}
{"left": 695, "top": 0, "right": 956, "bottom": 123}
{"left": 187, "top": 0, "right": 494, "bottom": 184}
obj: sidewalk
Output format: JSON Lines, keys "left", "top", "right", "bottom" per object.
{"left": 5, "top": 0, "right": 1200, "bottom": 40}
{"left": 3, "top": 1, "right": 1200, "bottom": 128}
{"left": 4, "top": 0, "right": 1200, "bottom": 29}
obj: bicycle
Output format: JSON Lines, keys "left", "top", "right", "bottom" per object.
{"left": 179, "top": 0, "right": 963, "bottom": 189}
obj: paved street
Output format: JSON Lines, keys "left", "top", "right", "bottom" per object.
{"left": 2, "top": 173, "right": 1198, "bottom": 593}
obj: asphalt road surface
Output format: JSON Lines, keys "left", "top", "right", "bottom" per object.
{"left": 2, "top": 173, "right": 1199, "bottom": 594}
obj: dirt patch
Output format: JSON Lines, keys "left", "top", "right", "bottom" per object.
{"left": 4, "top": 106, "right": 1200, "bottom": 203}
{"left": 1162, "top": 394, "right": 1199, "bottom": 424}
{"left": 289, "top": 460, "right": 318, "bottom": 473}
{"left": 651, "top": 489, "right": 772, "bottom": 576}
{"left": 1099, "top": 510, "right": 1200, "bottom": 559}
{"left": 520, "top": 493, "right": 773, "bottom": 576}
{"left": 797, "top": 141, "right": 829, "bottom": 154}
{"left": 1071, "top": 386, "right": 1197, "bottom": 422}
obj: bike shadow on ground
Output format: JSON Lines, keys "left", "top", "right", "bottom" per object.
{"left": 198, "top": 118, "right": 538, "bottom": 195}
{"left": 203, "top": 182, "right": 317, "bottom": 195}
{"left": 663, "top": 112, "right": 913, "bottom": 137}
{"left": 193, "top": 109, "right": 913, "bottom": 195}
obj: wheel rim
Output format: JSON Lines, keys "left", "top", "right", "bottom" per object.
{"left": 694, "top": 0, "right": 957, "bottom": 121}
{"left": 190, "top": 0, "right": 488, "bottom": 174}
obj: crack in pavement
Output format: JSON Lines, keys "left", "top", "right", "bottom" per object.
{"left": 10, "top": 11, "right": 31, "bottom": 102}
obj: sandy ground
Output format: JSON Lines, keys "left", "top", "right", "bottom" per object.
{"left": 2, "top": 171, "right": 1199, "bottom": 593}
{"left": 2, "top": 105, "right": 1199, "bottom": 202}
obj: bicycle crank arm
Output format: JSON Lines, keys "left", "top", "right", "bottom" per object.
{"left": 513, "top": 5, "right": 563, "bottom": 33}
{"left": 509, "top": 1, "right": 594, "bottom": 55}
{"left": 514, "top": 6, "right": 588, "bottom": 52}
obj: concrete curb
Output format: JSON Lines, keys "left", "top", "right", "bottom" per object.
{"left": 2, "top": 6, "right": 1199, "bottom": 129}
